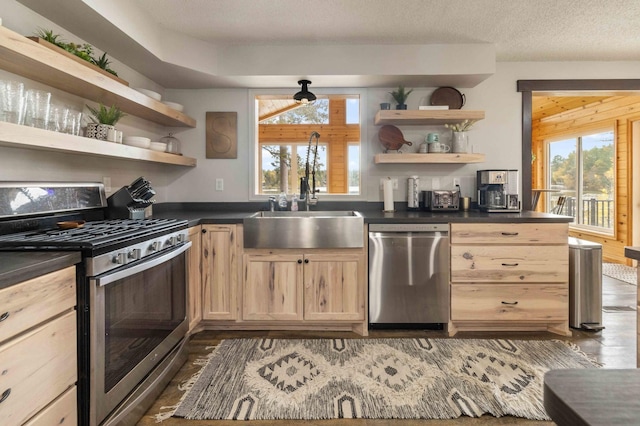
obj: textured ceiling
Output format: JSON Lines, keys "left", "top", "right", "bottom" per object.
{"left": 135, "top": 0, "right": 640, "bottom": 61}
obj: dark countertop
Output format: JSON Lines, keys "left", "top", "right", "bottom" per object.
{"left": 544, "top": 369, "right": 640, "bottom": 426}
{"left": 624, "top": 246, "right": 640, "bottom": 261}
{"left": 152, "top": 202, "right": 573, "bottom": 226}
{"left": 0, "top": 251, "right": 81, "bottom": 290}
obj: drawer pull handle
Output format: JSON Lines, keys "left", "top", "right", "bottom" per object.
{"left": 501, "top": 232, "right": 519, "bottom": 236}
{"left": 501, "top": 263, "right": 519, "bottom": 267}
{"left": 501, "top": 301, "right": 519, "bottom": 305}
{"left": 0, "top": 388, "right": 10, "bottom": 404}
{"left": 0, "top": 312, "right": 8, "bottom": 322}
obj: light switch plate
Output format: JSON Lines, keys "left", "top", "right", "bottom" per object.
{"left": 215, "top": 178, "right": 224, "bottom": 191}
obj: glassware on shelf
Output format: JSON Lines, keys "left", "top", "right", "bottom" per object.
{"left": 160, "top": 133, "right": 181, "bottom": 154}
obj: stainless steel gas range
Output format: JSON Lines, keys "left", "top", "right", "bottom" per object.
{"left": 0, "top": 182, "right": 190, "bottom": 425}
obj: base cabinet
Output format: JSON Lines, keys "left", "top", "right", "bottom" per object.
{"left": 201, "top": 224, "right": 238, "bottom": 320}
{"left": 449, "top": 223, "right": 570, "bottom": 336}
{"left": 241, "top": 248, "right": 366, "bottom": 331}
{"left": 0, "top": 266, "right": 77, "bottom": 425}
{"left": 187, "top": 226, "right": 203, "bottom": 332}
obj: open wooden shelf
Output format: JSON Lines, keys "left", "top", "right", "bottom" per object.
{"left": 0, "top": 122, "right": 196, "bottom": 167}
{"left": 0, "top": 25, "right": 196, "bottom": 128}
{"left": 374, "top": 152, "right": 485, "bottom": 164}
{"left": 374, "top": 109, "right": 485, "bottom": 125}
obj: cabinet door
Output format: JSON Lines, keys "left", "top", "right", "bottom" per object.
{"left": 202, "top": 225, "right": 237, "bottom": 320}
{"left": 186, "top": 226, "right": 203, "bottom": 331}
{"left": 303, "top": 253, "right": 364, "bottom": 321}
{"left": 242, "top": 253, "right": 303, "bottom": 321}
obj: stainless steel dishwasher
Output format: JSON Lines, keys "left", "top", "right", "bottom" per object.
{"left": 368, "top": 223, "right": 449, "bottom": 329}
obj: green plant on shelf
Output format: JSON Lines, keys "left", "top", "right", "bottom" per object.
{"left": 86, "top": 103, "right": 126, "bottom": 126}
{"left": 389, "top": 85, "right": 413, "bottom": 106}
{"left": 35, "top": 28, "right": 119, "bottom": 76}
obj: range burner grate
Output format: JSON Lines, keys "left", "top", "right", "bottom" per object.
{"left": 0, "top": 218, "right": 186, "bottom": 249}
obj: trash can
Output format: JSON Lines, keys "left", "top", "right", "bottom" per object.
{"left": 568, "top": 237, "right": 604, "bottom": 331}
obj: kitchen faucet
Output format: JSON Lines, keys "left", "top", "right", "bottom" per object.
{"left": 299, "top": 131, "right": 320, "bottom": 210}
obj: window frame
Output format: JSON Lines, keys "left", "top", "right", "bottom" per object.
{"left": 248, "top": 88, "right": 369, "bottom": 201}
{"left": 545, "top": 126, "right": 616, "bottom": 236}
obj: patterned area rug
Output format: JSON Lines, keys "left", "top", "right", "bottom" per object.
{"left": 167, "top": 338, "right": 599, "bottom": 421}
{"left": 602, "top": 262, "right": 637, "bottom": 285}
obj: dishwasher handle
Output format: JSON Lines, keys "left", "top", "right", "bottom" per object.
{"left": 369, "top": 223, "right": 449, "bottom": 233}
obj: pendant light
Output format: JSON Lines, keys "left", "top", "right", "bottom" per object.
{"left": 293, "top": 79, "right": 316, "bottom": 104}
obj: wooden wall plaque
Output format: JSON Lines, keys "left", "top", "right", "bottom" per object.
{"left": 206, "top": 112, "right": 237, "bottom": 159}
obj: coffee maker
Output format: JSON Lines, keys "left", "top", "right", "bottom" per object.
{"left": 477, "top": 169, "right": 520, "bottom": 212}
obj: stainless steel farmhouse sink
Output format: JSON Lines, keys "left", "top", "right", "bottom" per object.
{"left": 243, "top": 210, "right": 364, "bottom": 248}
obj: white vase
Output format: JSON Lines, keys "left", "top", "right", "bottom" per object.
{"left": 452, "top": 131, "right": 469, "bottom": 153}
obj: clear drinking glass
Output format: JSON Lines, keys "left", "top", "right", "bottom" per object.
{"left": 24, "top": 89, "right": 52, "bottom": 129}
{"left": 0, "top": 80, "right": 26, "bottom": 125}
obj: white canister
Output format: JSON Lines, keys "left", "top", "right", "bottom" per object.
{"left": 407, "top": 176, "right": 419, "bottom": 209}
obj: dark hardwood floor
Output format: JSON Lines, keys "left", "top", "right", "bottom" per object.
{"left": 137, "top": 276, "right": 636, "bottom": 425}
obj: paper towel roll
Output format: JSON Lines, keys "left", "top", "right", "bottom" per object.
{"left": 383, "top": 178, "right": 394, "bottom": 212}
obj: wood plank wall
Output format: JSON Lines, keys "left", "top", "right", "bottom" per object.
{"left": 532, "top": 95, "right": 640, "bottom": 264}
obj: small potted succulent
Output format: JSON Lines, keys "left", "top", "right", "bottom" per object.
{"left": 85, "top": 103, "right": 126, "bottom": 141}
{"left": 389, "top": 85, "right": 413, "bottom": 110}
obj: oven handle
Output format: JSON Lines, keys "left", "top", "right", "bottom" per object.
{"left": 95, "top": 241, "right": 192, "bottom": 287}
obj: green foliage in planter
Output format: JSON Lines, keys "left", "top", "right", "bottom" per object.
{"left": 389, "top": 85, "right": 414, "bottom": 105}
{"left": 86, "top": 103, "right": 126, "bottom": 126}
{"left": 35, "top": 28, "right": 119, "bottom": 76}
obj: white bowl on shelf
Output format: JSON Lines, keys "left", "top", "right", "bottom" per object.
{"left": 123, "top": 136, "right": 151, "bottom": 148}
{"left": 149, "top": 142, "right": 167, "bottom": 152}
{"left": 162, "top": 101, "right": 184, "bottom": 112}
{"left": 134, "top": 88, "right": 162, "bottom": 101}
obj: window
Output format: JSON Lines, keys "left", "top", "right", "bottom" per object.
{"left": 255, "top": 95, "right": 361, "bottom": 196}
{"left": 547, "top": 129, "right": 615, "bottom": 233}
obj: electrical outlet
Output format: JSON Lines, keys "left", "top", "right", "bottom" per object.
{"left": 102, "top": 176, "right": 111, "bottom": 193}
{"left": 453, "top": 177, "right": 461, "bottom": 187}
{"left": 215, "top": 178, "right": 224, "bottom": 191}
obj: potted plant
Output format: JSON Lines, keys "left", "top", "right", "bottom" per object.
{"left": 389, "top": 85, "right": 413, "bottom": 110}
{"left": 85, "top": 103, "right": 126, "bottom": 141}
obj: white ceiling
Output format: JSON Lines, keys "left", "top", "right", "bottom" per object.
{"left": 16, "top": 0, "right": 640, "bottom": 89}
{"left": 135, "top": 0, "right": 640, "bottom": 62}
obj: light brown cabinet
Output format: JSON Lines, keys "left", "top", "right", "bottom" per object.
{"left": 242, "top": 252, "right": 303, "bottom": 321}
{"left": 449, "top": 223, "right": 570, "bottom": 336}
{"left": 242, "top": 249, "right": 366, "bottom": 327}
{"left": 201, "top": 224, "right": 238, "bottom": 320}
{"left": 0, "top": 266, "right": 77, "bottom": 425}
{"left": 187, "top": 226, "right": 203, "bottom": 332}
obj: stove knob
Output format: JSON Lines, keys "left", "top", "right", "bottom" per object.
{"left": 176, "top": 233, "right": 186, "bottom": 243}
{"left": 113, "top": 252, "right": 127, "bottom": 264}
{"left": 149, "top": 241, "right": 162, "bottom": 252}
{"left": 128, "top": 248, "right": 142, "bottom": 260}
{"left": 167, "top": 236, "right": 177, "bottom": 246}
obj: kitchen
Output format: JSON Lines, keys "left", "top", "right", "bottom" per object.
{"left": 1, "top": 1, "right": 640, "bottom": 425}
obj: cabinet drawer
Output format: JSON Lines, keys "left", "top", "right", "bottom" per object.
{"left": 0, "top": 266, "right": 76, "bottom": 344}
{"left": 450, "top": 223, "right": 568, "bottom": 245}
{"left": 24, "top": 385, "right": 77, "bottom": 426}
{"left": 451, "top": 245, "right": 568, "bottom": 282}
{"left": 451, "top": 284, "right": 568, "bottom": 321}
{"left": 0, "top": 311, "right": 77, "bottom": 425}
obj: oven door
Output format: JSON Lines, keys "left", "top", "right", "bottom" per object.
{"left": 89, "top": 242, "right": 191, "bottom": 425}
